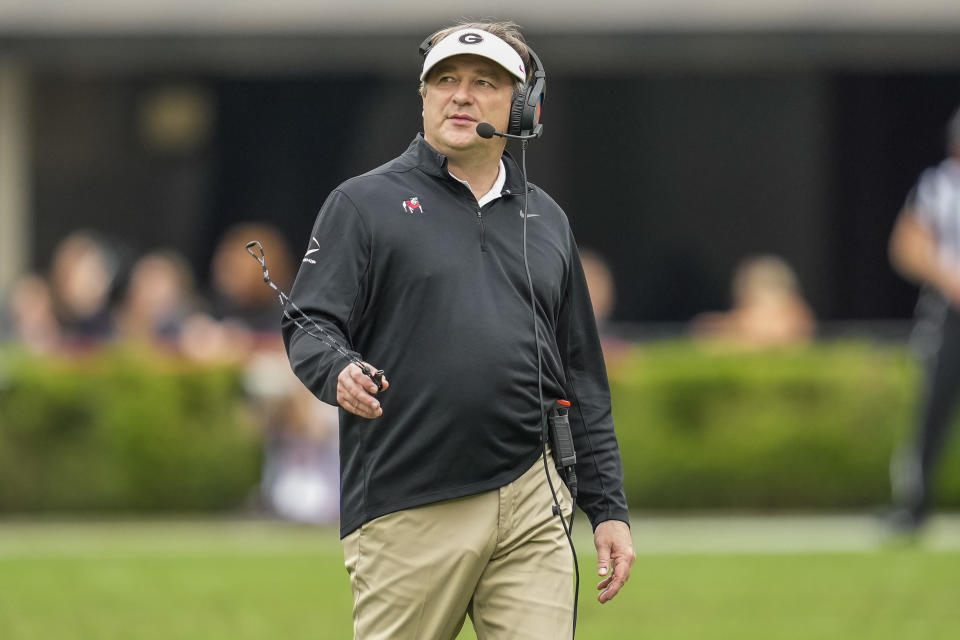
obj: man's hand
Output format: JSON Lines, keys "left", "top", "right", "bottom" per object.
{"left": 594, "top": 519, "right": 635, "bottom": 604}
{"left": 337, "top": 361, "right": 389, "bottom": 419}
{"left": 936, "top": 272, "right": 960, "bottom": 309}
{"left": 889, "top": 211, "right": 960, "bottom": 307}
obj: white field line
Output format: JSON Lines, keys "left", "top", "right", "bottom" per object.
{"left": 0, "top": 514, "right": 958, "bottom": 557}
{"left": 571, "top": 513, "right": 960, "bottom": 554}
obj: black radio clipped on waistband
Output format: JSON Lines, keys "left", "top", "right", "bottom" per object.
{"left": 549, "top": 400, "right": 578, "bottom": 501}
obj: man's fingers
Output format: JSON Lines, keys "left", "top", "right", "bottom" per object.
{"left": 349, "top": 392, "right": 381, "bottom": 417}
{"left": 342, "top": 374, "right": 376, "bottom": 402}
{"left": 596, "top": 542, "right": 611, "bottom": 577}
{"left": 598, "top": 574, "right": 626, "bottom": 603}
{"left": 354, "top": 362, "right": 388, "bottom": 394}
{"left": 343, "top": 395, "right": 381, "bottom": 418}
{"left": 350, "top": 393, "right": 378, "bottom": 416}
{"left": 597, "top": 561, "right": 629, "bottom": 602}
{"left": 597, "top": 547, "right": 635, "bottom": 603}
{"left": 613, "top": 553, "right": 633, "bottom": 585}
{"left": 596, "top": 557, "right": 630, "bottom": 589}
{"left": 337, "top": 364, "right": 384, "bottom": 418}
{"left": 335, "top": 359, "right": 388, "bottom": 417}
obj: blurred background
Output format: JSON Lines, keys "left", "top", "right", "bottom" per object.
{"left": 2, "top": 1, "right": 960, "bottom": 327}
{"left": 2, "top": 3, "right": 960, "bottom": 639}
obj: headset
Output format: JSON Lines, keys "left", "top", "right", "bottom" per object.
{"left": 418, "top": 33, "right": 546, "bottom": 138}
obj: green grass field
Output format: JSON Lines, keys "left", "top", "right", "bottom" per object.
{"left": 1, "top": 517, "right": 959, "bottom": 639}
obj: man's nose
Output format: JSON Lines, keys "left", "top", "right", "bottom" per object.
{"left": 452, "top": 81, "right": 474, "bottom": 103}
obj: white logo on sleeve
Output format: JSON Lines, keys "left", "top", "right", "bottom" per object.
{"left": 303, "top": 237, "right": 320, "bottom": 264}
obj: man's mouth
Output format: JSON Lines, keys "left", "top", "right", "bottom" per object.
{"left": 447, "top": 114, "right": 477, "bottom": 125}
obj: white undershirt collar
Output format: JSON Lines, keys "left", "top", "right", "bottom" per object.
{"left": 448, "top": 159, "right": 506, "bottom": 207}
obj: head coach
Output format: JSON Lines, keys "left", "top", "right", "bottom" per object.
{"left": 282, "top": 19, "right": 634, "bottom": 639}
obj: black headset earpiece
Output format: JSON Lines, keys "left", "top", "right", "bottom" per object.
{"left": 418, "top": 33, "right": 546, "bottom": 138}
{"left": 418, "top": 34, "right": 434, "bottom": 59}
{"left": 508, "top": 47, "right": 546, "bottom": 138}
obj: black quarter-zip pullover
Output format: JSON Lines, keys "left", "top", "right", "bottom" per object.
{"left": 283, "top": 135, "right": 629, "bottom": 537}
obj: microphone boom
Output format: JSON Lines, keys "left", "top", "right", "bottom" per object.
{"left": 475, "top": 122, "right": 542, "bottom": 140}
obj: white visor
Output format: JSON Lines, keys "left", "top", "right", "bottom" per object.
{"left": 420, "top": 29, "right": 526, "bottom": 83}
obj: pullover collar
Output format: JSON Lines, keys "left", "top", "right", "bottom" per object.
{"left": 405, "top": 133, "right": 527, "bottom": 196}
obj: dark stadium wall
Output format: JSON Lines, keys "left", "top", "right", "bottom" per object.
{"left": 206, "top": 76, "right": 386, "bottom": 281}
{"left": 535, "top": 72, "right": 831, "bottom": 323}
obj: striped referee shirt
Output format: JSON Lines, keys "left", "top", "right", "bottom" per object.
{"left": 909, "top": 157, "right": 960, "bottom": 273}
{"left": 907, "top": 157, "right": 960, "bottom": 350}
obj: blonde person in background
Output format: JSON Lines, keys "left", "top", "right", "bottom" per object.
{"left": 690, "top": 254, "right": 815, "bottom": 348}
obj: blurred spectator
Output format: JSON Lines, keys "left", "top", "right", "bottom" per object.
{"left": 887, "top": 104, "right": 960, "bottom": 534}
{"left": 3, "top": 273, "right": 60, "bottom": 353}
{"left": 117, "top": 250, "right": 198, "bottom": 347}
{"left": 180, "top": 222, "right": 339, "bottom": 523}
{"left": 3, "top": 222, "right": 339, "bottom": 524}
{"left": 580, "top": 249, "right": 616, "bottom": 325}
{"left": 209, "top": 223, "right": 292, "bottom": 333}
{"left": 247, "top": 349, "right": 340, "bottom": 524}
{"left": 48, "top": 230, "right": 125, "bottom": 345}
{"left": 180, "top": 223, "right": 292, "bottom": 362}
{"left": 690, "top": 254, "right": 815, "bottom": 348}
{"left": 580, "top": 248, "right": 629, "bottom": 362}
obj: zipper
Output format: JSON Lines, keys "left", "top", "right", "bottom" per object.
{"left": 446, "top": 179, "right": 488, "bottom": 252}
{"left": 476, "top": 208, "right": 486, "bottom": 252}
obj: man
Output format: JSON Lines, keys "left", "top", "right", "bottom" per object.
{"left": 888, "top": 104, "right": 960, "bottom": 533}
{"left": 283, "top": 20, "right": 633, "bottom": 638}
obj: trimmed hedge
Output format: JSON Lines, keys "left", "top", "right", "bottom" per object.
{"left": 1, "top": 340, "right": 959, "bottom": 512}
{"left": 611, "top": 341, "right": 960, "bottom": 510}
{"left": 0, "top": 347, "right": 260, "bottom": 512}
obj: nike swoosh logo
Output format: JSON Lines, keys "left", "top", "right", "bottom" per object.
{"left": 519, "top": 211, "right": 540, "bottom": 218}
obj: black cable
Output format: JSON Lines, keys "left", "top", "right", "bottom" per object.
{"left": 518, "top": 138, "right": 580, "bottom": 639}
{"left": 245, "top": 241, "right": 383, "bottom": 391}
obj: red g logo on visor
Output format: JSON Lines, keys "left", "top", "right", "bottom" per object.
{"left": 459, "top": 33, "right": 484, "bottom": 45}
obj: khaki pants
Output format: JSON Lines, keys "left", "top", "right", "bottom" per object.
{"left": 342, "top": 453, "right": 574, "bottom": 639}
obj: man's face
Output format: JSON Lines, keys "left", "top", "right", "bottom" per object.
{"left": 421, "top": 54, "right": 515, "bottom": 157}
